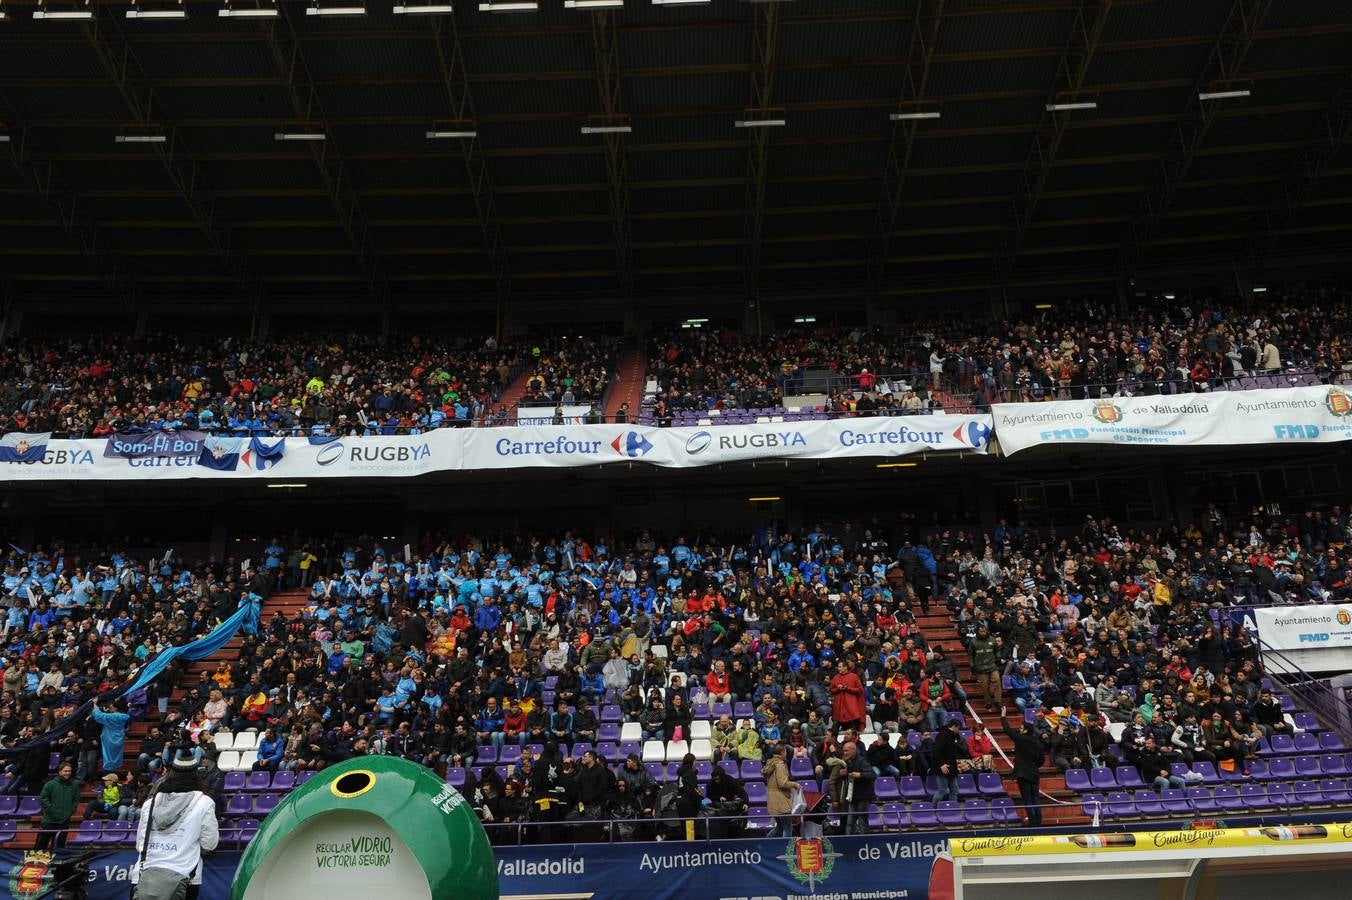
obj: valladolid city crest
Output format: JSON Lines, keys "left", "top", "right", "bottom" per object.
{"left": 778, "top": 837, "right": 841, "bottom": 893}
{"left": 7, "top": 850, "right": 53, "bottom": 897}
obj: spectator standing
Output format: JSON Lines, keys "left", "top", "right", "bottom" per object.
{"left": 1001, "top": 708, "right": 1046, "bottom": 827}
{"left": 36, "top": 761, "right": 79, "bottom": 851}
{"left": 828, "top": 662, "right": 867, "bottom": 731}
{"left": 131, "top": 751, "right": 220, "bottom": 900}
{"left": 930, "top": 719, "right": 964, "bottom": 803}
{"left": 763, "top": 744, "right": 799, "bottom": 838}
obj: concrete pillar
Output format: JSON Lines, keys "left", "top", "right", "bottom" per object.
{"left": 1115, "top": 278, "right": 1131, "bottom": 314}
{"left": 742, "top": 298, "right": 761, "bottom": 336}
{"left": 134, "top": 309, "right": 150, "bottom": 337}
{"left": 988, "top": 286, "right": 1008, "bottom": 321}
{"left": 210, "top": 512, "right": 229, "bottom": 563}
{"left": 252, "top": 308, "right": 272, "bottom": 341}
{"left": 1232, "top": 262, "right": 1255, "bottom": 306}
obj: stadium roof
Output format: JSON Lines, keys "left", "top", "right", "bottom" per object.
{"left": 0, "top": 0, "right": 1349, "bottom": 325}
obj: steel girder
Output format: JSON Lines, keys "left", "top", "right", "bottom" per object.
{"left": 741, "top": 1, "right": 780, "bottom": 305}
{"left": 994, "top": 0, "right": 1114, "bottom": 280}
{"left": 1115, "top": 0, "right": 1276, "bottom": 276}
{"left": 1249, "top": 67, "right": 1352, "bottom": 264}
{"left": 865, "top": 0, "right": 945, "bottom": 299}
{"left": 430, "top": 15, "right": 512, "bottom": 335}
{"left": 589, "top": 11, "right": 634, "bottom": 302}
{"left": 260, "top": 8, "right": 390, "bottom": 310}
{"left": 0, "top": 100, "right": 137, "bottom": 310}
{"left": 79, "top": 13, "right": 261, "bottom": 312}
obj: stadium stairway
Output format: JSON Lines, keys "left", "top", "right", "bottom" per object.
{"left": 915, "top": 608, "right": 1086, "bottom": 827}
{"left": 496, "top": 369, "right": 538, "bottom": 423}
{"left": 603, "top": 349, "right": 647, "bottom": 423}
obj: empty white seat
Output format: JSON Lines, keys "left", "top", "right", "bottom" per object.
{"left": 232, "top": 731, "right": 258, "bottom": 752}
{"left": 235, "top": 750, "right": 258, "bottom": 771}
{"left": 689, "top": 739, "right": 713, "bottom": 761}
{"left": 212, "top": 732, "right": 234, "bottom": 752}
{"left": 620, "top": 722, "right": 642, "bottom": 743}
{"left": 887, "top": 732, "right": 902, "bottom": 749}
{"left": 666, "top": 740, "right": 689, "bottom": 763}
{"left": 689, "top": 720, "right": 712, "bottom": 741}
{"left": 642, "top": 740, "right": 666, "bottom": 763}
{"left": 859, "top": 734, "right": 878, "bottom": 750}
{"left": 216, "top": 750, "right": 241, "bottom": 771}
{"left": 652, "top": 644, "right": 669, "bottom": 659}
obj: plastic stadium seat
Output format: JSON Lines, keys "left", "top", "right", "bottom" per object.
{"left": 245, "top": 771, "right": 271, "bottom": 792}
{"left": 1081, "top": 793, "right": 1106, "bottom": 819}
{"left": 1318, "top": 732, "right": 1346, "bottom": 752}
{"left": 664, "top": 763, "right": 680, "bottom": 783}
{"left": 1187, "top": 787, "right": 1218, "bottom": 815}
{"left": 747, "top": 808, "right": 772, "bottom": 831}
{"left": 746, "top": 782, "right": 767, "bottom": 804}
{"left": 908, "top": 802, "right": 938, "bottom": 829}
{"left": 270, "top": 771, "right": 296, "bottom": 792}
{"left": 1193, "top": 761, "right": 1222, "bottom": 784}
{"left": 694, "top": 761, "right": 714, "bottom": 782}
{"left": 957, "top": 774, "right": 980, "bottom": 797}
{"left": 1269, "top": 734, "right": 1296, "bottom": 755}
{"left": 789, "top": 757, "right": 813, "bottom": 779}
{"left": 499, "top": 744, "right": 522, "bottom": 765}
{"left": 1247, "top": 759, "right": 1272, "bottom": 781}
{"left": 1295, "top": 756, "right": 1321, "bottom": 778}
{"left": 740, "top": 760, "right": 762, "bottom": 781}
{"left": 253, "top": 793, "right": 281, "bottom": 815}
{"left": 1106, "top": 791, "right": 1135, "bottom": 818}
{"left": 1293, "top": 713, "right": 1321, "bottom": 733}
{"left": 0, "top": 796, "right": 15, "bottom": 817}
{"left": 1320, "top": 778, "right": 1350, "bottom": 804}
{"left": 238, "top": 819, "right": 261, "bottom": 842}
{"left": 1065, "top": 769, "right": 1092, "bottom": 792}
{"left": 224, "top": 772, "right": 246, "bottom": 792}
{"left": 643, "top": 762, "right": 664, "bottom": 783}
{"left": 689, "top": 739, "right": 713, "bottom": 761}
{"left": 296, "top": 771, "right": 317, "bottom": 786}
{"left": 691, "top": 703, "right": 711, "bottom": 720}
{"left": 642, "top": 741, "right": 665, "bottom": 763}
{"left": 717, "top": 759, "right": 739, "bottom": 778}
{"left": 214, "top": 732, "right": 235, "bottom": 752}
{"left": 963, "top": 800, "right": 993, "bottom": 826}
{"left": 882, "top": 802, "right": 908, "bottom": 829}
{"left": 17, "top": 796, "right": 41, "bottom": 818}
{"left": 618, "top": 742, "right": 641, "bottom": 760}
{"left": 1268, "top": 757, "right": 1296, "bottom": 780}
{"left": 476, "top": 746, "right": 498, "bottom": 765}
{"left": 978, "top": 772, "right": 1006, "bottom": 797}
{"left": 1320, "top": 754, "right": 1348, "bottom": 776}
{"left": 99, "top": 821, "right": 131, "bottom": 845}
{"left": 70, "top": 821, "right": 102, "bottom": 845}
{"left": 600, "top": 705, "right": 621, "bottom": 723}
{"left": 1214, "top": 785, "right": 1244, "bottom": 811}
{"left": 1160, "top": 789, "right": 1191, "bottom": 815}
{"left": 447, "top": 767, "right": 466, "bottom": 787}
{"left": 1266, "top": 782, "right": 1295, "bottom": 809}
{"left": 216, "top": 751, "right": 241, "bottom": 772}
{"left": 936, "top": 800, "right": 965, "bottom": 827}
{"left": 1115, "top": 766, "right": 1146, "bottom": 789}
{"left": 1294, "top": 733, "right": 1320, "bottom": 754}
{"left": 1089, "top": 767, "right": 1117, "bottom": 790}
{"left": 665, "top": 740, "right": 689, "bottom": 763}
{"left": 1239, "top": 784, "right": 1274, "bottom": 810}
{"left": 596, "top": 741, "right": 618, "bottom": 762}
{"left": 619, "top": 722, "right": 642, "bottom": 743}
{"left": 227, "top": 794, "right": 252, "bottom": 816}
{"left": 900, "top": 776, "right": 927, "bottom": 800}
{"left": 1291, "top": 780, "right": 1322, "bottom": 807}
{"left": 689, "top": 721, "right": 712, "bottom": 742}
{"left": 1132, "top": 789, "right": 1164, "bottom": 816}
{"left": 711, "top": 702, "right": 733, "bottom": 719}
{"left": 733, "top": 702, "right": 754, "bottom": 720}
{"left": 232, "top": 731, "right": 258, "bottom": 752}
{"left": 990, "top": 797, "right": 1019, "bottom": 825}
{"left": 236, "top": 751, "right": 259, "bottom": 772}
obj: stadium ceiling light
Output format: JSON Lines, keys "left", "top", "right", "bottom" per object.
{"left": 580, "top": 125, "right": 631, "bottom": 134}
{"left": 747, "top": 496, "right": 781, "bottom": 502}
{"left": 478, "top": 1, "right": 536, "bottom": 10}
{"left": 33, "top": 3, "right": 95, "bottom": 19}
{"left": 1198, "top": 89, "right": 1250, "bottom": 101}
{"left": 219, "top": 2, "right": 279, "bottom": 16}
{"left": 734, "top": 118, "right": 785, "bottom": 128}
{"left": 394, "top": 2, "right": 455, "bottom": 12}
{"left": 653, "top": 0, "right": 711, "bottom": 5}
{"left": 876, "top": 462, "right": 917, "bottom": 469}
{"left": 1252, "top": 286, "right": 1268, "bottom": 293}
{"left": 0, "top": 134, "right": 9, "bottom": 143}
{"left": 565, "top": 0, "right": 622, "bottom": 7}
{"left": 275, "top": 129, "right": 326, "bottom": 141}
{"left": 306, "top": 1, "right": 366, "bottom": 14}
{"left": 266, "top": 483, "right": 308, "bottom": 489}
{"left": 126, "top": 0, "right": 187, "bottom": 18}
{"left": 427, "top": 129, "right": 477, "bottom": 138}
{"left": 1045, "top": 101, "right": 1097, "bottom": 111}
{"left": 115, "top": 133, "right": 168, "bottom": 143}
{"left": 890, "top": 111, "right": 941, "bottom": 121}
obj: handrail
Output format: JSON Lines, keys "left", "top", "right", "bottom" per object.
{"left": 1250, "top": 633, "right": 1352, "bottom": 743}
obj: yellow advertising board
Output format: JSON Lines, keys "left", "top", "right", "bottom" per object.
{"left": 950, "top": 823, "right": 1352, "bottom": 857}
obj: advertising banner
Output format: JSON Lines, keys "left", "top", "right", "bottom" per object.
{"left": 993, "top": 385, "right": 1352, "bottom": 456}
{"left": 0, "top": 834, "right": 947, "bottom": 900}
{"left": 949, "top": 823, "right": 1352, "bottom": 858}
{"left": 1252, "top": 605, "right": 1352, "bottom": 651}
{"left": 516, "top": 405, "right": 594, "bottom": 426}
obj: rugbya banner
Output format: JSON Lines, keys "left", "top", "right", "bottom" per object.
{"left": 0, "top": 834, "right": 948, "bottom": 900}
{"left": 0, "top": 416, "right": 992, "bottom": 481}
{"left": 1252, "top": 605, "right": 1352, "bottom": 651}
{"left": 993, "top": 385, "right": 1352, "bottom": 455}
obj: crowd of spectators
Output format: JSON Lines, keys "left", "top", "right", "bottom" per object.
{"left": 3, "top": 493, "right": 1349, "bottom": 845}
{"left": 516, "top": 338, "right": 621, "bottom": 411}
{"left": 0, "top": 334, "right": 518, "bottom": 437}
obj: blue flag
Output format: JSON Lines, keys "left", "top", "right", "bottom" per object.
{"left": 198, "top": 436, "right": 244, "bottom": 471}
{"left": 0, "top": 432, "right": 50, "bottom": 463}
{"left": 249, "top": 437, "right": 286, "bottom": 470}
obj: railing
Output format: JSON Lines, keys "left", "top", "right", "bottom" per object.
{"left": 1252, "top": 634, "right": 1352, "bottom": 744}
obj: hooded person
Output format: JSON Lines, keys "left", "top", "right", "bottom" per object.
{"left": 131, "top": 749, "right": 220, "bottom": 900}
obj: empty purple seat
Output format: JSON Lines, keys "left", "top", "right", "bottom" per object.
{"left": 596, "top": 742, "right": 618, "bottom": 762}
{"left": 1320, "top": 778, "right": 1350, "bottom": 804}
{"left": 1115, "top": 766, "right": 1146, "bottom": 789}
{"left": 246, "top": 771, "right": 271, "bottom": 792}
{"left": 618, "top": 741, "right": 641, "bottom": 759}
{"left": 447, "top": 767, "right": 466, "bottom": 786}
{"left": 740, "top": 760, "right": 762, "bottom": 781}
{"left": 694, "top": 761, "right": 714, "bottom": 782}
{"left": 644, "top": 762, "right": 665, "bottom": 782}
{"left": 597, "top": 723, "right": 620, "bottom": 742}
{"left": 1247, "top": 759, "right": 1272, "bottom": 780}
{"left": 495, "top": 765, "right": 513, "bottom": 782}
{"left": 296, "top": 771, "right": 317, "bottom": 785}
{"left": 499, "top": 745, "right": 522, "bottom": 765}
{"left": 600, "top": 705, "right": 621, "bottom": 723}
{"left": 956, "top": 774, "right": 979, "bottom": 797}
{"left": 1292, "top": 780, "right": 1323, "bottom": 806}
{"left": 16, "top": 797, "right": 40, "bottom": 818}
{"left": 790, "top": 757, "right": 813, "bottom": 779}
{"left": 882, "top": 801, "right": 908, "bottom": 828}
{"left": 989, "top": 796, "right": 1019, "bottom": 824}
{"left": 1187, "top": 787, "right": 1218, "bottom": 814}
{"left": 476, "top": 746, "right": 498, "bottom": 765}
{"left": 99, "top": 821, "right": 131, "bottom": 845}
{"left": 1065, "top": 768, "right": 1092, "bottom": 792}
{"left": 543, "top": 676, "right": 558, "bottom": 690}
{"left": 1081, "top": 793, "right": 1106, "bottom": 819}
{"left": 1193, "top": 761, "right": 1222, "bottom": 784}
{"left": 717, "top": 759, "right": 739, "bottom": 778}
{"left": 1090, "top": 767, "right": 1118, "bottom": 790}
{"left": 1320, "top": 754, "right": 1347, "bottom": 776}
{"left": 1213, "top": 785, "right": 1243, "bottom": 811}
{"left": 0, "top": 796, "right": 16, "bottom": 817}
{"left": 1160, "top": 789, "right": 1191, "bottom": 815}
{"left": 1293, "top": 713, "right": 1321, "bottom": 732}
{"left": 963, "top": 799, "right": 993, "bottom": 826}
{"left": 1319, "top": 732, "right": 1346, "bottom": 752}
{"left": 70, "top": 820, "right": 102, "bottom": 845}
{"left": 733, "top": 702, "right": 754, "bottom": 719}
{"left": 1268, "top": 757, "right": 1296, "bottom": 780}
{"left": 1269, "top": 734, "right": 1296, "bottom": 755}
{"left": 908, "top": 801, "right": 938, "bottom": 829}
{"left": 1134, "top": 790, "right": 1164, "bottom": 816}
{"left": 1295, "top": 755, "right": 1321, "bottom": 777}
{"left": 978, "top": 772, "right": 1006, "bottom": 797}
{"left": 746, "top": 782, "right": 767, "bottom": 804}
{"left": 1266, "top": 782, "right": 1295, "bottom": 808}
{"left": 874, "top": 777, "right": 899, "bottom": 800}
{"left": 936, "top": 800, "right": 964, "bottom": 827}
{"left": 224, "top": 772, "right": 246, "bottom": 792}
{"left": 900, "top": 776, "right": 926, "bottom": 800}
{"left": 227, "top": 794, "right": 252, "bottom": 816}
{"left": 1239, "top": 784, "right": 1273, "bottom": 810}
{"left": 747, "top": 807, "right": 772, "bottom": 830}
{"left": 253, "top": 793, "right": 281, "bottom": 815}
{"left": 238, "top": 818, "right": 260, "bottom": 842}
{"left": 691, "top": 703, "right": 711, "bottom": 720}
{"left": 1106, "top": 791, "right": 1135, "bottom": 818}
{"left": 571, "top": 742, "right": 593, "bottom": 759}
{"left": 711, "top": 702, "right": 733, "bottom": 719}
{"left": 1295, "top": 733, "right": 1320, "bottom": 754}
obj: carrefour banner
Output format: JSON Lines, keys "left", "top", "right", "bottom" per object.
{"left": 463, "top": 416, "right": 993, "bottom": 470}
{"left": 1, "top": 833, "right": 947, "bottom": 900}
{"left": 1252, "top": 605, "right": 1352, "bottom": 651}
{"left": 993, "top": 385, "right": 1352, "bottom": 455}
{"left": 516, "top": 404, "right": 593, "bottom": 426}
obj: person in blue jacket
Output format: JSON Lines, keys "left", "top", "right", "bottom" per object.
{"left": 253, "top": 728, "right": 286, "bottom": 772}
{"left": 238, "top": 590, "right": 262, "bottom": 636}
{"left": 91, "top": 698, "right": 131, "bottom": 774}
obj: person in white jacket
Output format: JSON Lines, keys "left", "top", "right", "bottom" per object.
{"left": 132, "top": 750, "right": 220, "bottom": 900}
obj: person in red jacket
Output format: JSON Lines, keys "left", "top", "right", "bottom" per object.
{"left": 966, "top": 730, "right": 996, "bottom": 772}
{"left": 829, "top": 662, "right": 867, "bottom": 731}
{"left": 705, "top": 660, "right": 732, "bottom": 704}
{"left": 917, "top": 676, "right": 953, "bottom": 732}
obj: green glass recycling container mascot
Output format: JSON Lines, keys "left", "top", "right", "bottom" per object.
{"left": 230, "top": 756, "right": 498, "bottom": 900}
